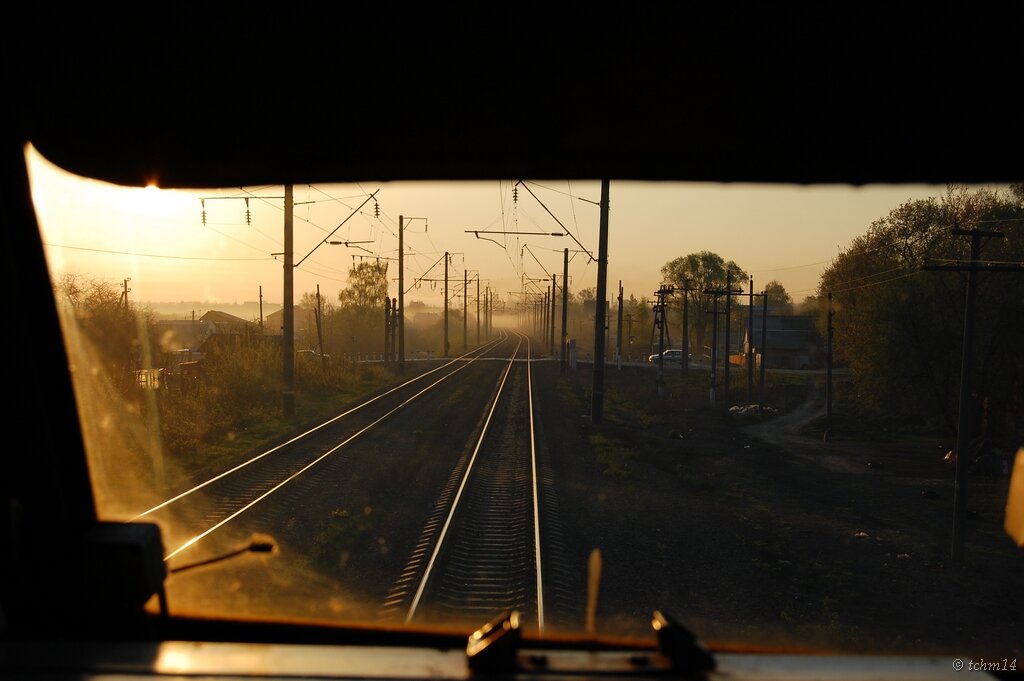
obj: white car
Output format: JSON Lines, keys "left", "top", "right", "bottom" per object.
{"left": 648, "top": 349, "right": 688, "bottom": 363}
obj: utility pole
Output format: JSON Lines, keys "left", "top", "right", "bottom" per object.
{"left": 922, "top": 226, "right": 1016, "bottom": 566}
{"left": 542, "top": 291, "right": 548, "bottom": 340}
{"left": 206, "top": 183, "right": 362, "bottom": 418}
{"left": 747, "top": 277, "right": 754, "bottom": 403}
{"left": 759, "top": 290, "right": 767, "bottom": 413}
{"left": 444, "top": 252, "right": 449, "bottom": 358}
{"left": 591, "top": 179, "right": 610, "bottom": 423}
{"left": 390, "top": 297, "right": 398, "bottom": 363}
{"left": 616, "top": 281, "right": 624, "bottom": 370}
{"left": 384, "top": 298, "right": 392, "bottom": 367}
{"left": 709, "top": 296, "right": 719, "bottom": 406}
{"left": 259, "top": 285, "right": 264, "bottom": 334}
{"left": 625, "top": 313, "right": 633, "bottom": 362}
{"left": 742, "top": 288, "right": 767, "bottom": 409}
{"left": 724, "top": 270, "right": 732, "bottom": 404}
{"left": 826, "top": 290, "right": 834, "bottom": 417}
{"left": 394, "top": 215, "right": 428, "bottom": 371}
{"left": 703, "top": 282, "right": 740, "bottom": 407}
{"left": 464, "top": 269, "right": 468, "bottom": 352}
{"left": 476, "top": 275, "right": 481, "bottom": 345}
{"left": 561, "top": 247, "right": 569, "bottom": 372}
{"left": 606, "top": 300, "right": 612, "bottom": 363}
{"left": 681, "top": 282, "right": 690, "bottom": 374}
{"left": 398, "top": 215, "right": 405, "bottom": 374}
{"left": 315, "top": 284, "right": 325, "bottom": 370}
{"left": 283, "top": 184, "right": 294, "bottom": 418}
{"left": 653, "top": 285, "right": 674, "bottom": 395}
{"left": 657, "top": 294, "right": 666, "bottom": 395}
{"left": 551, "top": 274, "right": 557, "bottom": 355}
{"left": 120, "top": 277, "right": 131, "bottom": 308}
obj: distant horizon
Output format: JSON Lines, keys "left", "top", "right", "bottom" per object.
{"left": 137, "top": 298, "right": 455, "bottom": 308}
{"left": 29, "top": 145, "right": 1014, "bottom": 313}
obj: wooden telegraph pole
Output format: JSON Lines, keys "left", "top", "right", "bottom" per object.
{"left": 922, "top": 226, "right": 1017, "bottom": 565}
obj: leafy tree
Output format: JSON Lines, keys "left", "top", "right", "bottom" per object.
{"left": 661, "top": 251, "right": 747, "bottom": 358}
{"left": 764, "top": 279, "right": 793, "bottom": 313}
{"left": 54, "top": 273, "right": 147, "bottom": 395}
{"left": 819, "top": 185, "right": 1024, "bottom": 441}
{"left": 795, "top": 295, "right": 821, "bottom": 315}
{"left": 575, "top": 287, "right": 597, "bottom": 305}
{"left": 326, "top": 261, "right": 391, "bottom": 358}
{"left": 625, "top": 294, "right": 652, "bottom": 359}
{"left": 338, "top": 261, "right": 389, "bottom": 311}
{"left": 298, "top": 291, "right": 337, "bottom": 356}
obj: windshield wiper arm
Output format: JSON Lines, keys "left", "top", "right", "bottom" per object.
{"left": 465, "top": 610, "right": 716, "bottom": 678}
{"left": 652, "top": 610, "right": 716, "bottom": 676}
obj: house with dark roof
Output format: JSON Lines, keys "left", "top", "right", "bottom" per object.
{"left": 151, "top": 319, "right": 212, "bottom": 358}
{"left": 263, "top": 306, "right": 318, "bottom": 336}
{"left": 743, "top": 313, "right": 825, "bottom": 370}
{"left": 151, "top": 310, "right": 262, "bottom": 371}
{"left": 200, "top": 309, "right": 254, "bottom": 331}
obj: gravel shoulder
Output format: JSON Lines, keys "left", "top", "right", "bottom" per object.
{"left": 532, "top": 362, "right": 1023, "bottom": 658}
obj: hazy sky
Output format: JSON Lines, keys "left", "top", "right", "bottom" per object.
{"left": 28, "top": 145, "right": 994, "bottom": 311}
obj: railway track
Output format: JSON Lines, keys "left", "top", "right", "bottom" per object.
{"left": 381, "top": 332, "right": 555, "bottom": 633}
{"left": 132, "top": 334, "right": 514, "bottom": 563}
{"left": 137, "top": 329, "right": 577, "bottom": 633}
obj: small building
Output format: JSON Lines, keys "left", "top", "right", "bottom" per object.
{"left": 263, "top": 306, "right": 318, "bottom": 336}
{"left": 743, "top": 313, "right": 824, "bottom": 370}
{"left": 411, "top": 312, "right": 440, "bottom": 328}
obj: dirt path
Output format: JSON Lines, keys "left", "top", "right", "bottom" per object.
{"left": 740, "top": 396, "right": 825, "bottom": 448}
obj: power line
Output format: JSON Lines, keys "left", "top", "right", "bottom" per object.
{"left": 294, "top": 264, "right": 350, "bottom": 285}
{"left": 830, "top": 269, "right": 923, "bottom": 293}
{"left": 305, "top": 185, "right": 375, "bottom": 203}
{"left": 204, "top": 223, "right": 280, "bottom": 255}
{"left": 789, "top": 265, "right": 914, "bottom": 297}
{"left": 517, "top": 180, "right": 595, "bottom": 262}
{"left": 748, "top": 259, "right": 831, "bottom": 273}
{"left": 567, "top": 180, "right": 582, "bottom": 242}
{"left": 43, "top": 242, "right": 270, "bottom": 262}
{"left": 523, "top": 180, "right": 600, "bottom": 206}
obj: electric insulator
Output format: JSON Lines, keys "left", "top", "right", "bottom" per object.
{"left": 374, "top": 202, "right": 380, "bottom": 218}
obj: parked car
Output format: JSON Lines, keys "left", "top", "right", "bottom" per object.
{"left": 648, "top": 349, "right": 690, "bottom": 363}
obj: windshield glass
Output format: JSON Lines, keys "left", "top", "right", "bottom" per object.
{"left": 26, "top": 145, "right": 1024, "bottom": 656}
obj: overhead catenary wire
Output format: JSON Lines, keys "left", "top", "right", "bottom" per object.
{"left": 295, "top": 191, "right": 380, "bottom": 267}
{"left": 748, "top": 259, "right": 831, "bottom": 273}
{"left": 237, "top": 185, "right": 397, "bottom": 280}
{"left": 406, "top": 252, "right": 449, "bottom": 294}
{"left": 830, "top": 269, "right": 924, "bottom": 293}
{"left": 43, "top": 242, "right": 271, "bottom": 262}
{"left": 516, "top": 180, "right": 595, "bottom": 262}
{"left": 523, "top": 179, "right": 601, "bottom": 206}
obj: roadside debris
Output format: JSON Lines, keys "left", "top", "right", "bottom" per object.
{"left": 728, "top": 404, "right": 778, "bottom": 417}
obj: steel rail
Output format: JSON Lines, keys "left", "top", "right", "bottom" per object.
{"left": 132, "top": 336, "right": 507, "bottom": 522}
{"left": 160, "top": 333, "right": 515, "bottom": 562}
{"left": 404, "top": 331, "right": 545, "bottom": 631}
